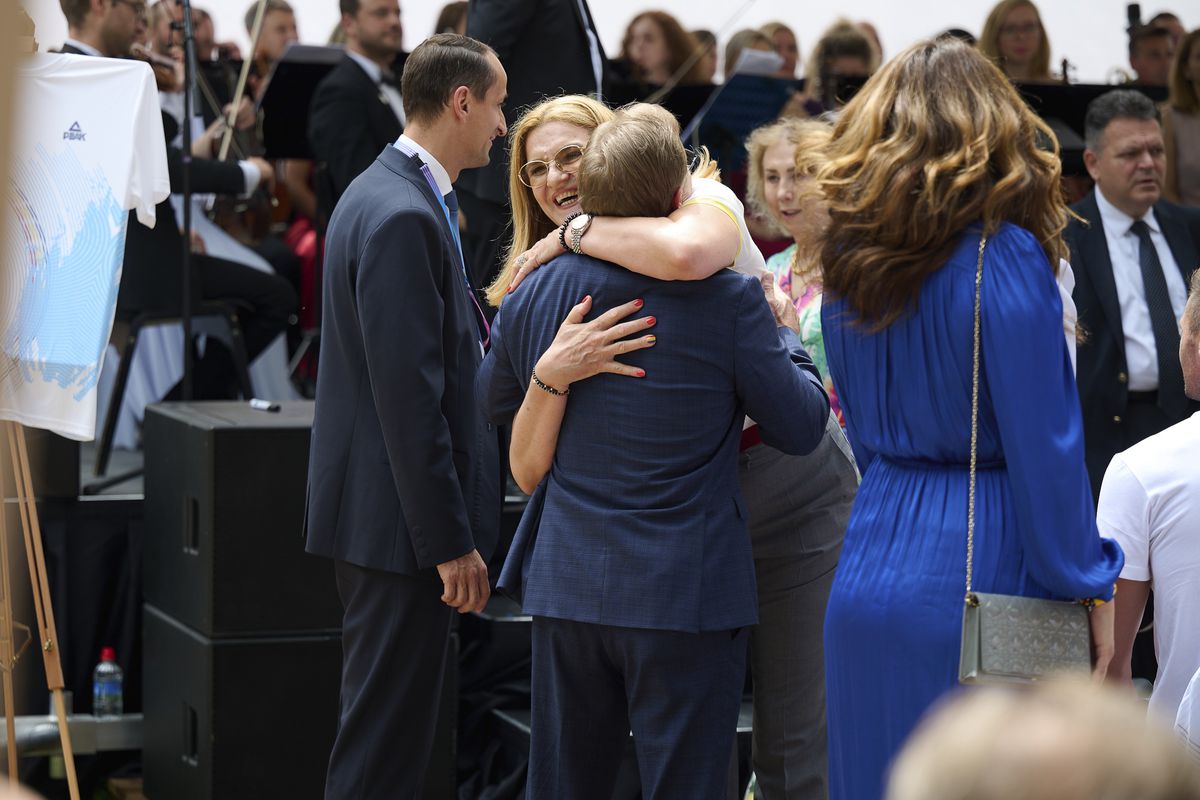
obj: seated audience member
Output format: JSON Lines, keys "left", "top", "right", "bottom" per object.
{"left": 724, "top": 28, "right": 775, "bottom": 79}
{"left": 804, "top": 19, "right": 874, "bottom": 110}
{"left": 691, "top": 28, "right": 718, "bottom": 83}
{"left": 1164, "top": 28, "right": 1200, "bottom": 207}
{"left": 887, "top": 680, "right": 1200, "bottom": 800}
{"left": 760, "top": 21, "right": 800, "bottom": 78}
{"left": 1150, "top": 11, "right": 1187, "bottom": 49}
{"left": 617, "top": 10, "right": 707, "bottom": 86}
{"left": 434, "top": 1, "right": 466, "bottom": 35}
{"left": 1130, "top": 25, "right": 1176, "bottom": 87}
{"left": 1066, "top": 89, "right": 1200, "bottom": 500}
{"left": 479, "top": 102, "right": 830, "bottom": 800}
{"left": 308, "top": 0, "right": 405, "bottom": 209}
{"left": 1099, "top": 271, "right": 1200, "bottom": 722}
{"left": 979, "top": 0, "right": 1053, "bottom": 82}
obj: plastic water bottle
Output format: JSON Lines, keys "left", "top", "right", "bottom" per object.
{"left": 92, "top": 646, "right": 123, "bottom": 718}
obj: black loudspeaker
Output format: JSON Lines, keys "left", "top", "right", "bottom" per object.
{"left": 143, "top": 401, "right": 341, "bottom": 636}
{"left": 143, "top": 604, "right": 341, "bottom": 800}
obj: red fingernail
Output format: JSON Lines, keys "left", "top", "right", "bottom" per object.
{"left": 636, "top": 369, "right": 646, "bottom": 377}
{"left": 633, "top": 298, "right": 643, "bottom": 308}
{"left": 507, "top": 284, "right": 514, "bottom": 293}
{"left": 646, "top": 316, "right": 656, "bottom": 325}
{"left": 582, "top": 295, "right": 591, "bottom": 303}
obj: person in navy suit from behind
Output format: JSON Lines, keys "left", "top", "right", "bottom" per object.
{"left": 477, "top": 107, "right": 831, "bottom": 800}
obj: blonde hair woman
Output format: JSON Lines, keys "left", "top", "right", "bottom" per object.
{"left": 493, "top": 97, "right": 858, "bottom": 799}
{"left": 815, "top": 38, "right": 1123, "bottom": 800}
{"left": 744, "top": 118, "right": 845, "bottom": 426}
{"left": 979, "top": 0, "right": 1053, "bottom": 81}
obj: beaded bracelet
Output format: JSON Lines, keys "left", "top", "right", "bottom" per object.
{"left": 531, "top": 368, "right": 569, "bottom": 396}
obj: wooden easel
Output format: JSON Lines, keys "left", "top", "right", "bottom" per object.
{"left": 0, "top": 422, "right": 80, "bottom": 799}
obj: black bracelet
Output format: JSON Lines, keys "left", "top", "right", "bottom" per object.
{"left": 558, "top": 212, "right": 583, "bottom": 252}
{"left": 531, "top": 368, "right": 569, "bottom": 396}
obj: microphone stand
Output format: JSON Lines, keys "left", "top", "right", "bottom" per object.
{"left": 176, "top": 0, "right": 197, "bottom": 400}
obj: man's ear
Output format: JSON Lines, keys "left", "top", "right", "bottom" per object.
{"left": 672, "top": 185, "right": 685, "bottom": 210}
{"left": 1083, "top": 148, "right": 1100, "bottom": 182}
{"left": 92, "top": 0, "right": 111, "bottom": 18}
{"left": 450, "top": 85, "right": 471, "bottom": 121}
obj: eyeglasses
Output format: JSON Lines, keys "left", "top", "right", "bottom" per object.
{"left": 519, "top": 144, "right": 585, "bottom": 188}
{"left": 999, "top": 22, "right": 1039, "bottom": 38}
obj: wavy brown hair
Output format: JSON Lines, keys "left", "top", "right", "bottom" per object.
{"left": 816, "top": 38, "right": 1069, "bottom": 328}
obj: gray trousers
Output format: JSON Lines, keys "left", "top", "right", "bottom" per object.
{"left": 738, "top": 413, "right": 858, "bottom": 800}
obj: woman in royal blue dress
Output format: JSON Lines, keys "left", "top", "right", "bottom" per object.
{"left": 815, "top": 39, "right": 1125, "bottom": 799}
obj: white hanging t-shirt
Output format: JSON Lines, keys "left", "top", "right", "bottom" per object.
{"left": 1, "top": 52, "right": 169, "bottom": 440}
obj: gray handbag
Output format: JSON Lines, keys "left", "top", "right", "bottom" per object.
{"left": 956, "top": 232, "right": 1093, "bottom": 685}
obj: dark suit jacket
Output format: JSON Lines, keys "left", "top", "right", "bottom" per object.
{"left": 1067, "top": 189, "right": 1200, "bottom": 497}
{"left": 459, "top": 0, "right": 609, "bottom": 205}
{"left": 59, "top": 42, "right": 257, "bottom": 315}
{"left": 308, "top": 55, "right": 404, "bottom": 209}
{"left": 477, "top": 255, "right": 830, "bottom": 632}
{"left": 305, "top": 146, "right": 501, "bottom": 575}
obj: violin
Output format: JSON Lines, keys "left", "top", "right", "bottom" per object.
{"left": 131, "top": 42, "right": 184, "bottom": 93}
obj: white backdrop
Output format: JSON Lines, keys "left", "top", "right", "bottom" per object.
{"left": 24, "top": 0, "right": 1198, "bottom": 85}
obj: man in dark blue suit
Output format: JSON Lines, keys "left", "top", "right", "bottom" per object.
{"left": 304, "top": 34, "right": 506, "bottom": 798}
{"left": 478, "top": 107, "right": 831, "bottom": 799}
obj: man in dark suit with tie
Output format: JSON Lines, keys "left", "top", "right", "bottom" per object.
{"left": 58, "top": 0, "right": 297, "bottom": 398}
{"left": 478, "top": 108, "right": 831, "bottom": 799}
{"left": 308, "top": 0, "right": 406, "bottom": 211}
{"left": 1068, "top": 89, "right": 1200, "bottom": 501}
{"left": 459, "top": 0, "right": 609, "bottom": 309}
{"left": 304, "top": 34, "right": 506, "bottom": 799}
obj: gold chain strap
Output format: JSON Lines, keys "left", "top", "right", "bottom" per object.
{"left": 965, "top": 233, "right": 987, "bottom": 604}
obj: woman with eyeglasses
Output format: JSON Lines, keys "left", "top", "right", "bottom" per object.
{"left": 485, "top": 94, "right": 857, "bottom": 798}
{"left": 979, "top": 0, "right": 1053, "bottom": 82}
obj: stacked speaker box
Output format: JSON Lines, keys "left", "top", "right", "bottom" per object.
{"left": 142, "top": 401, "right": 343, "bottom": 800}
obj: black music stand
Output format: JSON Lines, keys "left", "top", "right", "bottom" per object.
{"left": 683, "top": 74, "right": 801, "bottom": 173}
{"left": 257, "top": 43, "right": 343, "bottom": 385}
{"left": 258, "top": 43, "right": 344, "bottom": 160}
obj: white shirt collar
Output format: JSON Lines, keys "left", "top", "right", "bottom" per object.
{"left": 395, "top": 134, "right": 453, "bottom": 196}
{"left": 1095, "top": 186, "right": 1161, "bottom": 236}
{"left": 64, "top": 38, "right": 103, "bottom": 57}
{"left": 345, "top": 49, "right": 382, "bottom": 84}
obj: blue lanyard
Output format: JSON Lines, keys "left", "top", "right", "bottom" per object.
{"left": 394, "top": 140, "right": 490, "bottom": 349}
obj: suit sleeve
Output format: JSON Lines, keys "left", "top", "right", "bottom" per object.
{"left": 309, "top": 74, "right": 386, "bottom": 201}
{"left": 466, "top": 0, "right": 540, "bottom": 60}
{"left": 982, "top": 226, "right": 1123, "bottom": 599}
{"left": 358, "top": 207, "right": 476, "bottom": 568}
{"left": 476, "top": 303, "right": 528, "bottom": 426}
{"left": 733, "top": 278, "right": 829, "bottom": 455}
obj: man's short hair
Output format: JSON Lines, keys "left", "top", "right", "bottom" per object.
{"left": 579, "top": 103, "right": 688, "bottom": 219}
{"left": 1083, "top": 89, "right": 1161, "bottom": 151}
{"left": 245, "top": 0, "right": 293, "bottom": 33}
{"left": 59, "top": 0, "right": 90, "bottom": 29}
{"left": 1187, "top": 270, "right": 1200, "bottom": 333}
{"left": 338, "top": 0, "right": 358, "bottom": 17}
{"left": 400, "top": 34, "right": 497, "bottom": 127}
{"left": 1129, "top": 25, "right": 1172, "bottom": 58}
